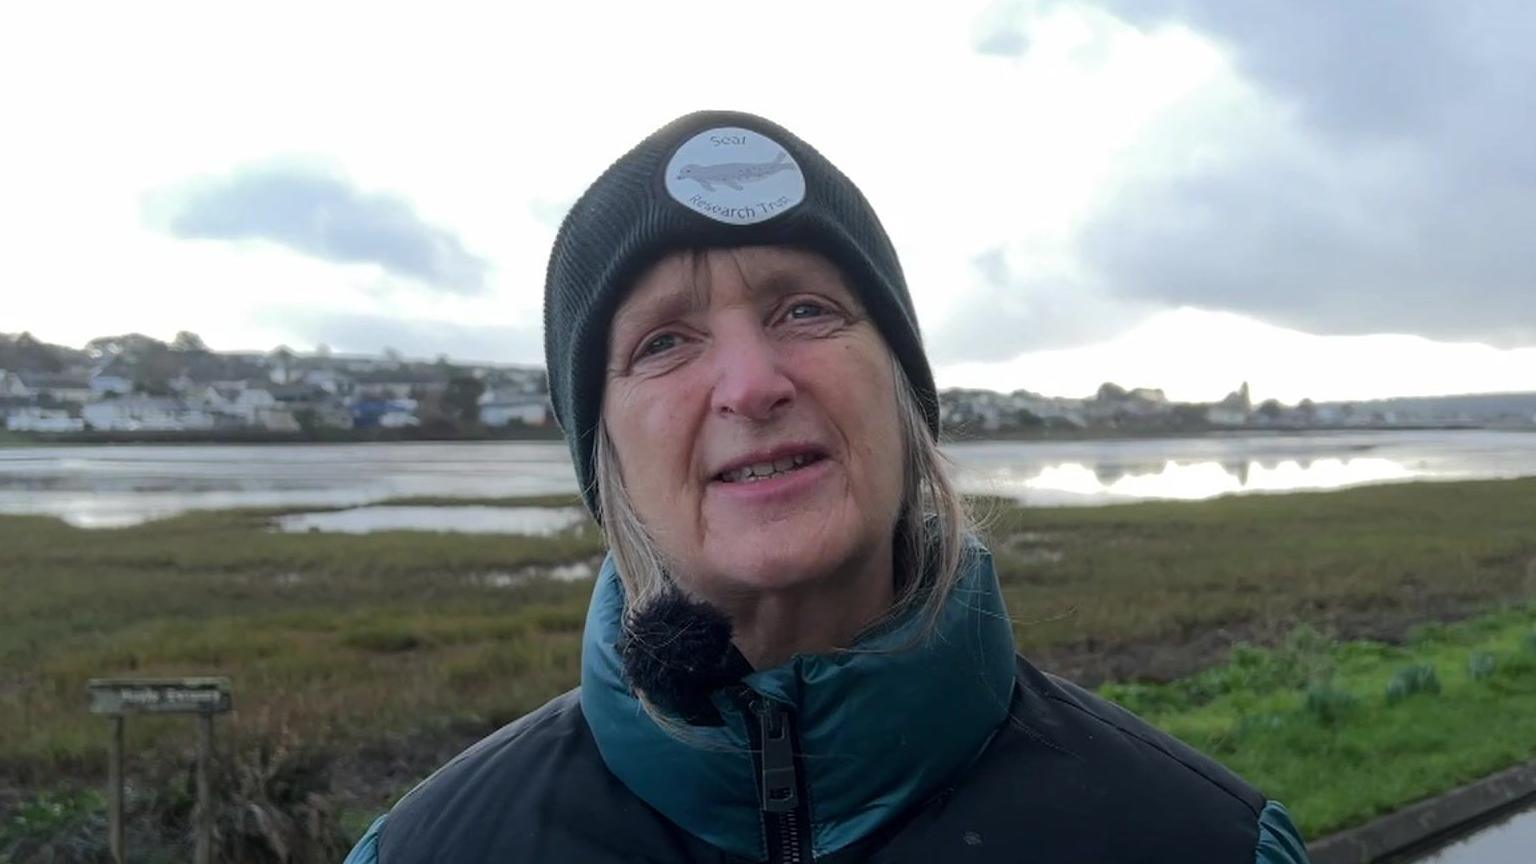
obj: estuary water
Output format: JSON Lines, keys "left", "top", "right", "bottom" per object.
{"left": 0, "top": 430, "right": 1532, "bottom": 529}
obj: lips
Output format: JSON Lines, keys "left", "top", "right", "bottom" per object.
{"left": 712, "top": 445, "right": 829, "bottom": 484}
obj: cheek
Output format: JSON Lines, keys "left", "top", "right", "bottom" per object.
{"left": 605, "top": 379, "right": 706, "bottom": 502}
{"left": 818, "top": 343, "right": 905, "bottom": 499}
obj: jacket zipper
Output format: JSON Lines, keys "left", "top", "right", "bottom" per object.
{"left": 749, "top": 695, "right": 813, "bottom": 864}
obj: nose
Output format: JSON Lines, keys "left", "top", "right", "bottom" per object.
{"left": 708, "top": 322, "right": 795, "bottom": 421}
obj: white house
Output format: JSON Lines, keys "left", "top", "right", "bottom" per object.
{"left": 89, "top": 367, "right": 135, "bottom": 397}
{"left": 1206, "top": 405, "right": 1249, "bottom": 426}
{"left": 82, "top": 398, "right": 216, "bottom": 431}
{"left": 192, "top": 384, "right": 279, "bottom": 425}
{"left": 379, "top": 412, "right": 419, "bottom": 429}
{"left": 301, "top": 368, "right": 351, "bottom": 395}
{"left": 5, "top": 407, "right": 84, "bottom": 433}
{"left": 19, "top": 373, "right": 93, "bottom": 403}
{"left": 478, "top": 389, "right": 550, "bottom": 427}
{"left": 0, "top": 370, "right": 33, "bottom": 398}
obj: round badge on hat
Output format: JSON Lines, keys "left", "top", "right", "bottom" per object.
{"left": 664, "top": 126, "right": 806, "bottom": 226}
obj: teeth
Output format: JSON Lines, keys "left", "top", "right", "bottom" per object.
{"left": 719, "top": 453, "right": 819, "bottom": 483}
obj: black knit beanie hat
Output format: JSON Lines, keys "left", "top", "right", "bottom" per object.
{"left": 543, "top": 109, "right": 939, "bottom": 520}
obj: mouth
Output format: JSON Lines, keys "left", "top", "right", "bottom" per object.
{"left": 713, "top": 448, "right": 829, "bottom": 484}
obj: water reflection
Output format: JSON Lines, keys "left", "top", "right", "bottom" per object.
{"left": 944, "top": 429, "right": 1536, "bottom": 507}
{"left": 1, "top": 431, "right": 1532, "bottom": 526}
{"left": 963, "top": 457, "right": 1420, "bottom": 505}
{"left": 1415, "top": 803, "right": 1536, "bottom": 863}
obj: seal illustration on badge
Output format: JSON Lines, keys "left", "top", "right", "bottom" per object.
{"left": 664, "top": 126, "right": 806, "bottom": 226}
{"left": 675, "top": 152, "right": 796, "bottom": 192}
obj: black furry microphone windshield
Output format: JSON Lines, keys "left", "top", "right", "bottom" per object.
{"left": 617, "top": 585, "right": 753, "bottom": 725}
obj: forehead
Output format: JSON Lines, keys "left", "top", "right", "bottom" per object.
{"left": 612, "top": 246, "right": 858, "bottom": 328}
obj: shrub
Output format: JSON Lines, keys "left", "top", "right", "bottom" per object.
{"left": 0, "top": 789, "right": 109, "bottom": 863}
{"left": 1303, "top": 683, "right": 1359, "bottom": 724}
{"left": 1386, "top": 665, "right": 1441, "bottom": 704}
{"left": 1184, "top": 626, "right": 1339, "bottom": 708}
{"left": 1467, "top": 651, "right": 1498, "bottom": 682}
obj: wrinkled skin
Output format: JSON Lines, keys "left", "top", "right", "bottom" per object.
{"left": 602, "top": 247, "right": 905, "bottom": 664}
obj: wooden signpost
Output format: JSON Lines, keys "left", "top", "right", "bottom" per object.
{"left": 88, "top": 677, "right": 232, "bottom": 864}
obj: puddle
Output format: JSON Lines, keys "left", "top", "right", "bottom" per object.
{"left": 275, "top": 506, "right": 586, "bottom": 536}
{"left": 1415, "top": 801, "right": 1536, "bottom": 862}
{"left": 467, "top": 559, "right": 599, "bottom": 588}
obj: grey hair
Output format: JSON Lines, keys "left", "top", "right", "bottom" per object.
{"left": 594, "top": 356, "right": 971, "bottom": 647}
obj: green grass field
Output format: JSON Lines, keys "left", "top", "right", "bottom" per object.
{"left": 1102, "top": 609, "right": 1536, "bottom": 837}
{"left": 3, "top": 477, "right": 1536, "bottom": 858}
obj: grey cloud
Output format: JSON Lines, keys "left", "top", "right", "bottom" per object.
{"left": 164, "top": 164, "right": 489, "bottom": 293}
{"left": 931, "top": 248, "right": 1160, "bottom": 362}
{"left": 973, "top": 0, "right": 1536, "bottom": 347}
{"left": 1080, "top": 141, "right": 1536, "bottom": 345}
{"left": 258, "top": 309, "right": 541, "bottom": 365}
{"left": 1086, "top": 0, "right": 1523, "bottom": 143}
{"left": 972, "top": 2, "right": 1032, "bottom": 57}
{"left": 971, "top": 1, "right": 1033, "bottom": 58}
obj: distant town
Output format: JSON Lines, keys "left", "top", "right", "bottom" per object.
{"left": 2, "top": 331, "right": 1534, "bottom": 441}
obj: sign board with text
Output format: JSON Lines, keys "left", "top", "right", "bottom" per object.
{"left": 88, "top": 677, "right": 232, "bottom": 716}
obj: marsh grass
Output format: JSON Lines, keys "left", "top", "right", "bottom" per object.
{"left": 1100, "top": 607, "right": 1536, "bottom": 839}
{"left": 0, "top": 497, "right": 603, "bottom": 788}
{"left": 983, "top": 477, "right": 1536, "bottom": 682}
{"left": 4, "top": 478, "right": 1536, "bottom": 852}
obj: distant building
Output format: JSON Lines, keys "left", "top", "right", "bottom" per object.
{"left": 5, "top": 407, "right": 84, "bottom": 433}
{"left": 0, "top": 370, "right": 33, "bottom": 398}
{"left": 82, "top": 397, "right": 215, "bottom": 431}
{"left": 256, "top": 407, "right": 302, "bottom": 432}
{"left": 1206, "top": 404, "right": 1249, "bottom": 426}
{"left": 1207, "top": 384, "right": 1252, "bottom": 426}
{"left": 193, "top": 384, "right": 279, "bottom": 425}
{"left": 350, "top": 398, "right": 419, "bottom": 429}
{"left": 18, "top": 372, "right": 93, "bottom": 403}
{"left": 89, "top": 361, "right": 135, "bottom": 397}
{"left": 301, "top": 368, "right": 352, "bottom": 396}
{"left": 478, "top": 390, "right": 550, "bottom": 427}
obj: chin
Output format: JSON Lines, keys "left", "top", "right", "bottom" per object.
{"left": 699, "top": 514, "right": 866, "bottom": 593}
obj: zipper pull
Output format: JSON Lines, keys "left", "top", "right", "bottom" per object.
{"left": 755, "top": 699, "right": 799, "bottom": 814}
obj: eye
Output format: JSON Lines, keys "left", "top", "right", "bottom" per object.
{"left": 785, "top": 301, "right": 828, "bottom": 320}
{"left": 637, "top": 332, "right": 680, "bottom": 359}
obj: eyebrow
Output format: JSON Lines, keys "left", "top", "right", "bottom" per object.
{"left": 608, "top": 254, "right": 850, "bottom": 354}
{"left": 608, "top": 264, "right": 712, "bottom": 355}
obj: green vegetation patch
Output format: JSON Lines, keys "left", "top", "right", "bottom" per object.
{"left": 1100, "top": 609, "right": 1536, "bottom": 839}
{"left": 981, "top": 477, "right": 1536, "bottom": 683}
{"left": 6, "top": 477, "right": 1536, "bottom": 851}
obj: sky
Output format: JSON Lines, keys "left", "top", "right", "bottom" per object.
{"left": 3, "top": 0, "right": 1534, "bottom": 404}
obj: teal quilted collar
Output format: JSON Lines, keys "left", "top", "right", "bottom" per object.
{"left": 579, "top": 540, "right": 1017, "bottom": 860}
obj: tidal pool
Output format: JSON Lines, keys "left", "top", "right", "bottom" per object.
{"left": 274, "top": 505, "right": 587, "bottom": 536}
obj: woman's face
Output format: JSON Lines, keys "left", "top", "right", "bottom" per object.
{"left": 603, "top": 246, "right": 905, "bottom": 605}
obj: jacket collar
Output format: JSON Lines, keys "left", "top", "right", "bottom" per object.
{"left": 579, "top": 539, "right": 1017, "bottom": 860}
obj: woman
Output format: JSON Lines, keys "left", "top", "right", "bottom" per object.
{"left": 345, "top": 110, "right": 1311, "bottom": 863}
